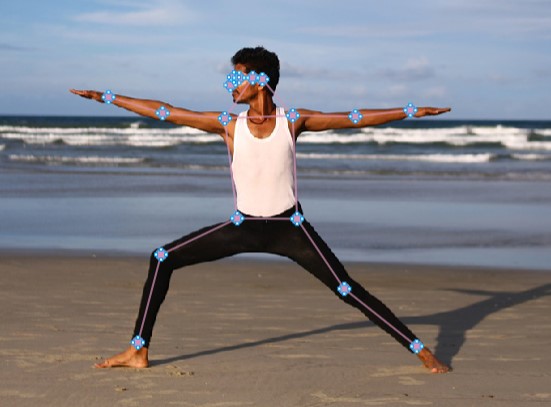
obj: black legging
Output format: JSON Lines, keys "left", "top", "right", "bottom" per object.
{"left": 132, "top": 203, "right": 419, "bottom": 352}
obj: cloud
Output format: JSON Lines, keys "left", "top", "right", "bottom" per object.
{"left": 295, "top": 24, "right": 431, "bottom": 40}
{"left": 534, "top": 67, "right": 551, "bottom": 78}
{"left": 488, "top": 74, "right": 516, "bottom": 85}
{"left": 72, "top": 0, "right": 199, "bottom": 26}
{"left": 423, "top": 86, "right": 448, "bottom": 99}
{"left": 377, "top": 57, "right": 435, "bottom": 81}
{"left": 387, "top": 84, "right": 409, "bottom": 98}
{"left": 435, "top": 1, "right": 551, "bottom": 39}
{"left": 0, "top": 42, "right": 30, "bottom": 52}
{"left": 42, "top": 23, "right": 172, "bottom": 47}
{"left": 280, "top": 62, "right": 342, "bottom": 79}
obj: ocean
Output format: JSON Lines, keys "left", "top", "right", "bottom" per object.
{"left": 2, "top": 116, "right": 551, "bottom": 180}
{"left": 1, "top": 115, "right": 551, "bottom": 270}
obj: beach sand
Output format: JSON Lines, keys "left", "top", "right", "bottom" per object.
{"left": 0, "top": 254, "right": 549, "bottom": 406}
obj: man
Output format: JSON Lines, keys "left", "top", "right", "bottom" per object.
{"left": 71, "top": 46, "right": 451, "bottom": 373}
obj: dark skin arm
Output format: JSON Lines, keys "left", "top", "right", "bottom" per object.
{"left": 70, "top": 90, "right": 450, "bottom": 143}
{"left": 293, "top": 107, "right": 451, "bottom": 136}
{"left": 69, "top": 89, "right": 233, "bottom": 137}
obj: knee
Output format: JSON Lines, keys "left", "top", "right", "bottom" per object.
{"left": 150, "top": 246, "right": 170, "bottom": 265}
{"left": 335, "top": 280, "right": 351, "bottom": 295}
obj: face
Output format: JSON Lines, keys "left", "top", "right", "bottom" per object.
{"left": 231, "top": 63, "right": 258, "bottom": 104}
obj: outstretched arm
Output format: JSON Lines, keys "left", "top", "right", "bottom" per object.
{"left": 295, "top": 106, "right": 451, "bottom": 134}
{"left": 69, "top": 89, "right": 229, "bottom": 136}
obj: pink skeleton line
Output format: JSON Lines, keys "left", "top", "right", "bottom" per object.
{"left": 101, "top": 73, "right": 422, "bottom": 355}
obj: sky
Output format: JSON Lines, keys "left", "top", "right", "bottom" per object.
{"left": 1, "top": 0, "right": 550, "bottom": 119}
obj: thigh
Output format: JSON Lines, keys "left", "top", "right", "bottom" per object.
{"left": 161, "top": 218, "right": 265, "bottom": 270}
{"left": 265, "top": 218, "right": 350, "bottom": 287}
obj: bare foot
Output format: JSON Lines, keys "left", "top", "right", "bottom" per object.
{"left": 418, "top": 348, "right": 451, "bottom": 373}
{"left": 94, "top": 346, "right": 149, "bottom": 368}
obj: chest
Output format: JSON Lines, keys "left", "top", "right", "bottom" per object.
{"left": 246, "top": 118, "right": 277, "bottom": 139}
{"left": 233, "top": 119, "right": 294, "bottom": 165}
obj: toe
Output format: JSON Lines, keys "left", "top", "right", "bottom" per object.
{"left": 94, "top": 360, "right": 111, "bottom": 368}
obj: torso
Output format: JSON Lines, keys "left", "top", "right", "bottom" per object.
{"left": 224, "top": 108, "right": 298, "bottom": 155}
{"left": 230, "top": 107, "right": 296, "bottom": 217}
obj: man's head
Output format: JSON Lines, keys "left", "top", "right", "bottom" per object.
{"left": 231, "top": 46, "right": 280, "bottom": 91}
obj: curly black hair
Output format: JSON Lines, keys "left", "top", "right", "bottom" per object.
{"left": 231, "top": 46, "right": 280, "bottom": 91}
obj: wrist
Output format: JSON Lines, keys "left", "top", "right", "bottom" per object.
{"left": 101, "top": 90, "right": 116, "bottom": 104}
{"left": 403, "top": 103, "right": 418, "bottom": 119}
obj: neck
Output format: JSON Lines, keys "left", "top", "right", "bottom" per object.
{"left": 248, "top": 94, "right": 276, "bottom": 123}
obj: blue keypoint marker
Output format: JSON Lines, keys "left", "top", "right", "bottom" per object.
{"left": 286, "top": 108, "right": 300, "bottom": 123}
{"left": 224, "top": 70, "right": 246, "bottom": 92}
{"left": 337, "top": 281, "right": 352, "bottom": 297}
{"left": 228, "top": 70, "right": 244, "bottom": 85}
{"left": 290, "top": 211, "right": 304, "bottom": 226}
{"left": 230, "top": 210, "right": 245, "bottom": 226}
{"left": 131, "top": 335, "right": 146, "bottom": 350}
{"left": 224, "top": 79, "right": 237, "bottom": 92}
{"left": 348, "top": 109, "right": 363, "bottom": 124}
{"left": 233, "top": 70, "right": 245, "bottom": 85}
{"left": 155, "top": 106, "right": 170, "bottom": 120}
{"left": 247, "top": 71, "right": 259, "bottom": 85}
{"left": 154, "top": 247, "right": 168, "bottom": 262}
{"left": 409, "top": 339, "right": 424, "bottom": 354}
{"left": 403, "top": 102, "right": 418, "bottom": 118}
{"left": 257, "top": 72, "right": 270, "bottom": 87}
{"left": 102, "top": 90, "right": 116, "bottom": 104}
{"left": 218, "top": 111, "right": 232, "bottom": 126}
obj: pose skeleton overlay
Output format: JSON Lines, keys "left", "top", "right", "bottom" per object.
{"left": 71, "top": 47, "right": 451, "bottom": 373}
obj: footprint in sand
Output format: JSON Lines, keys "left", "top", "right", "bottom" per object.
{"left": 398, "top": 376, "right": 425, "bottom": 386}
{"left": 371, "top": 365, "right": 424, "bottom": 378}
{"left": 311, "top": 391, "right": 432, "bottom": 405}
{"left": 166, "top": 365, "right": 195, "bottom": 377}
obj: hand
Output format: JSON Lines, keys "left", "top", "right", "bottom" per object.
{"left": 416, "top": 107, "right": 451, "bottom": 117}
{"left": 69, "top": 89, "right": 104, "bottom": 103}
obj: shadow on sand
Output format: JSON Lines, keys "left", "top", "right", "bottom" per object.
{"left": 152, "top": 282, "right": 550, "bottom": 368}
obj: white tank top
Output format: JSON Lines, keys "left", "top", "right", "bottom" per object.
{"left": 231, "top": 107, "right": 296, "bottom": 217}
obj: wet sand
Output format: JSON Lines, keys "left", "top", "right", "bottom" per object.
{"left": 0, "top": 254, "right": 549, "bottom": 406}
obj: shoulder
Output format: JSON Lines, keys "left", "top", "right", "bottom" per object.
{"left": 288, "top": 108, "right": 323, "bottom": 136}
